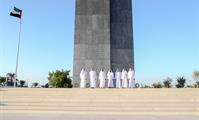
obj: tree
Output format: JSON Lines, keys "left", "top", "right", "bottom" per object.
{"left": 0, "top": 76, "right": 6, "bottom": 84}
{"left": 19, "top": 80, "right": 26, "bottom": 87}
{"left": 194, "top": 81, "right": 199, "bottom": 88}
{"left": 152, "top": 82, "right": 163, "bottom": 88}
{"left": 186, "top": 85, "right": 194, "bottom": 88}
{"left": 41, "top": 83, "right": 49, "bottom": 88}
{"left": 163, "top": 77, "right": 173, "bottom": 88}
{"left": 32, "top": 82, "right": 39, "bottom": 88}
{"left": 176, "top": 76, "right": 186, "bottom": 88}
{"left": 48, "top": 69, "right": 73, "bottom": 88}
{"left": 45, "top": 83, "right": 49, "bottom": 88}
{"left": 193, "top": 71, "right": 199, "bottom": 88}
{"left": 193, "top": 71, "right": 199, "bottom": 81}
{"left": 141, "top": 85, "right": 151, "bottom": 88}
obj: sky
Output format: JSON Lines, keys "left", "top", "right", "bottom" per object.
{"left": 0, "top": 0, "right": 199, "bottom": 85}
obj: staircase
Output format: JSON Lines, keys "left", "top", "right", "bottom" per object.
{"left": 0, "top": 88, "right": 199, "bottom": 115}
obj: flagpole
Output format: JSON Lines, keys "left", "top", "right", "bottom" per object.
{"left": 14, "top": 18, "right": 22, "bottom": 87}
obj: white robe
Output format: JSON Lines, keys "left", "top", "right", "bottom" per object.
{"left": 128, "top": 70, "right": 135, "bottom": 88}
{"left": 107, "top": 72, "right": 114, "bottom": 88}
{"left": 99, "top": 71, "right": 106, "bottom": 88}
{"left": 80, "top": 69, "right": 87, "bottom": 88}
{"left": 89, "top": 70, "right": 97, "bottom": 88}
{"left": 122, "top": 70, "right": 128, "bottom": 88}
{"left": 115, "top": 71, "right": 122, "bottom": 88}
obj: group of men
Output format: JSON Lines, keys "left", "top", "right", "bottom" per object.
{"left": 80, "top": 68, "right": 135, "bottom": 88}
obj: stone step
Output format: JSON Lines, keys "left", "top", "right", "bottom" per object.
{"left": 2, "top": 99, "right": 198, "bottom": 103}
{"left": 2, "top": 110, "right": 198, "bottom": 116}
{"left": 2, "top": 106, "right": 197, "bottom": 111}
{"left": 2, "top": 102, "right": 198, "bottom": 106}
{"left": 0, "top": 88, "right": 198, "bottom": 116}
{"left": 3, "top": 94, "right": 196, "bottom": 97}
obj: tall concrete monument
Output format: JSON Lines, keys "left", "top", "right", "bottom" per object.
{"left": 73, "top": 0, "right": 134, "bottom": 87}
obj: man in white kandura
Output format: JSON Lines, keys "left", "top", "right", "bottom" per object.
{"left": 99, "top": 69, "right": 106, "bottom": 88}
{"left": 80, "top": 68, "right": 87, "bottom": 88}
{"left": 122, "top": 69, "right": 128, "bottom": 88}
{"left": 115, "top": 69, "right": 122, "bottom": 88}
{"left": 107, "top": 70, "right": 114, "bottom": 88}
{"left": 128, "top": 68, "right": 135, "bottom": 88}
{"left": 89, "top": 68, "right": 97, "bottom": 88}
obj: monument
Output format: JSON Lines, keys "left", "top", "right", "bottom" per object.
{"left": 73, "top": 0, "right": 134, "bottom": 87}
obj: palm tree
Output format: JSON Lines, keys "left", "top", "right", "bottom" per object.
{"left": 176, "top": 77, "right": 186, "bottom": 88}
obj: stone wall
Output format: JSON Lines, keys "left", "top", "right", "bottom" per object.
{"left": 73, "top": 0, "right": 111, "bottom": 87}
{"left": 110, "top": 0, "right": 134, "bottom": 71}
{"left": 73, "top": 0, "right": 134, "bottom": 87}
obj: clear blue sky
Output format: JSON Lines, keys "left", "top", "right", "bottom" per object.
{"left": 0, "top": 0, "right": 199, "bottom": 85}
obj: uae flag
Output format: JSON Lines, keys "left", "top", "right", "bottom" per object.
{"left": 10, "top": 7, "right": 22, "bottom": 18}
